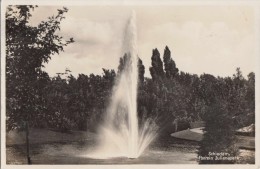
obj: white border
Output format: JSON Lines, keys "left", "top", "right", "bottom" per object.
{"left": 1, "top": 0, "right": 260, "bottom": 169}
{"left": 255, "top": 4, "right": 260, "bottom": 169}
{"left": 1, "top": 0, "right": 260, "bottom": 6}
{"left": 1, "top": 0, "right": 7, "bottom": 167}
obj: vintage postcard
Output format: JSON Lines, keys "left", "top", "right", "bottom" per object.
{"left": 1, "top": 0, "right": 259, "bottom": 168}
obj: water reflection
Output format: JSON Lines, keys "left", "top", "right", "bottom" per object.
{"left": 6, "top": 139, "right": 254, "bottom": 164}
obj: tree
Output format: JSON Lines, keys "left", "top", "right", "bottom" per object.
{"left": 6, "top": 6, "right": 74, "bottom": 130}
{"left": 198, "top": 73, "right": 239, "bottom": 164}
{"left": 227, "top": 68, "right": 247, "bottom": 128}
{"left": 117, "top": 53, "right": 129, "bottom": 74}
{"left": 44, "top": 75, "right": 72, "bottom": 130}
{"left": 117, "top": 53, "right": 145, "bottom": 84}
{"left": 149, "top": 48, "right": 165, "bottom": 81}
{"left": 246, "top": 72, "right": 255, "bottom": 111}
{"left": 163, "top": 46, "right": 179, "bottom": 79}
{"left": 198, "top": 102, "right": 238, "bottom": 164}
{"left": 138, "top": 57, "right": 145, "bottom": 84}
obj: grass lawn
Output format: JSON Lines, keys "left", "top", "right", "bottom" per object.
{"left": 171, "top": 128, "right": 255, "bottom": 150}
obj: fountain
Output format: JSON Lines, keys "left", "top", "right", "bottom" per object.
{"left": 87, "top": 11, "right": 157, "bottom": 159}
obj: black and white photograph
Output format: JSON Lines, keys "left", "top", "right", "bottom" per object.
{"left": 1, "top": 0, "right": 259, "bottom": 167}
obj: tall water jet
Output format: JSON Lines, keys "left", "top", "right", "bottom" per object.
{"left": 87, "top": 11, "right": 157, "bottom": 159}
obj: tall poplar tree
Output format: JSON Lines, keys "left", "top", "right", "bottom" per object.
{"left": 149, "top": 48, "right": 165, "bottom": 81}
{"left": 163, "top": 46, "right": 178, "bottom": 79}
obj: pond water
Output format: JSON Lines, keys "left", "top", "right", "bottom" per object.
{"left": 7, "top": 138, "right": 199, "bottom": 164}
{"left": 6, "top": 138, "right": 254, "bottom": 164}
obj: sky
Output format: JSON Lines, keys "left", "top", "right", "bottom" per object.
{"left": 29, "top": 5, "right": 257, "bottom": 78}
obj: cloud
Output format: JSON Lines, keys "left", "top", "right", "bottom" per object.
{"left": 37, "top": 6, "right": 256, "bottom": 78}
{"left": 61, "top": 17, "right": 114, "bottom": 45}
{"left": 57, "top": 16, "right": 125, "bottom": 56}
{"left": 43, "top": 15, "right": 127, "bottom": 77}
{"left": 138, "top": 20, "right": 255, "bottom": 77}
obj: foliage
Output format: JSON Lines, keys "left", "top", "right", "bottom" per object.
{"left": 6, "top": 5, "right": 74, "bottom": 130}
{"left": 149, "top": 48, "right": 165, "bottom": 81}
{"left": 163, "top": 46, "right": 178, "bottom": 79}
{"left": 198, "top": 102, "right": 238, "bottom": 164}
{"left": 42, "top": 69, "right": 116, "bottom": 131}
{"left": 117, "top": 53, "right": 145, "bottom": 84}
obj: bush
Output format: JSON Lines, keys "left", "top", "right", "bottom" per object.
{"left": 198, "top": 102, "right": 238, "bottom": 164}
